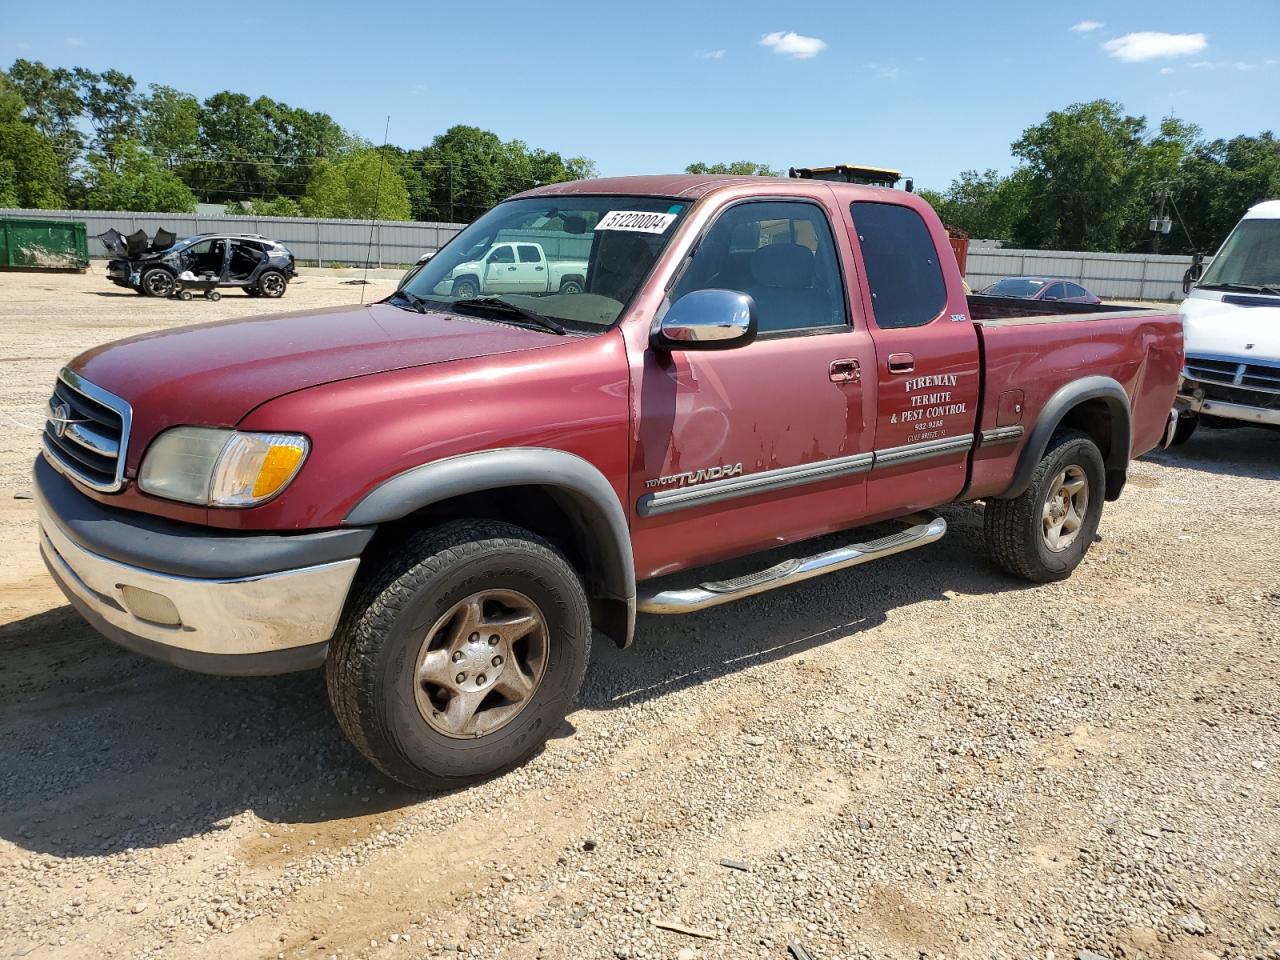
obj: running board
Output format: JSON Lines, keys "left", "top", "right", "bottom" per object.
{"left": 636, "top": 513, "right": 947, "bottom": 615}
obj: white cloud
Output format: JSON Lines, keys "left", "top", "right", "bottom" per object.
{"left": 1235, "top": 61, "right": 1257, "bottom": 71}
{"left": 1160, "top": 67, "right": 1175, "bottom": 74}
{"left": 1070, "top": 20, "right": 1105, "bottom": 33}
{"left": 1103, "top": 32, "right": 1208, "bottom": 62}
{"left": 1191, "top": 60, "right": 1215, "bottom": 69}
{"left": 701, "top": 49, "right": 726, "bottom": 60}
{"left": 65, "top": 37, "right": 86, "bottom": 47}
{"left": 760, "top": 31, "right": 827, "bottom": 59}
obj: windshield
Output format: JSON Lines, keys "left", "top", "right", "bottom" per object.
{"left": 1198, "top": 218, "right": 1280, "bottom": 292}
{"left": 398, "top": 195, "right": 691, "bottom": 329}
{"left": 985, "top": 278, "right": 1046, "bottom": 298}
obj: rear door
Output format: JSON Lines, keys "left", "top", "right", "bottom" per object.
{"left": 514, "top": 244, "right": 548, "bottom": 292}
{"left": 843, "top": 199, "right": 980, "bottom": 516}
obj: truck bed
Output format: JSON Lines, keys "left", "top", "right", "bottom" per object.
{"left": 964, "top": 300, "right": 1183, "bottom": 501}
{"left": 967, "top": 293, "right": 1147, "bottom": 323}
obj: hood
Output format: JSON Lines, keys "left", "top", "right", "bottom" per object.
{"left": 72, "top": 302, "right": 566, "bottom": 441}
{"left": 1180, "top": 291, "right": 1280, "bottom": 362}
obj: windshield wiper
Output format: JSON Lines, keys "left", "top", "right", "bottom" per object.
{"left": 453, "top": 297, "right": 566, "bottom": 335}
{"left": 386, "top": 288, "right": 428, "bottom": 313}
{"left": 1199, "top": 281, "right": 1280, "bottom": 296}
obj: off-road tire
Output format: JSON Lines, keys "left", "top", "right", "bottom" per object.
{"left": 141, "top": 267, "right": 174, "bottom": 298}
{"left": 983, "top": 428, "right": 1106, "bottom": 583}
{"left": 326, "top": 519, "right": 591, "bottom": 791}
{"left": 257, "top": 270, "right": 287, "bottom": 298}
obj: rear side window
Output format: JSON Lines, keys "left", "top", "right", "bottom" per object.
{"left": 517, "top": 244, "right": 542, "bottom": 263}
{"left": 1065, "top": 282, "right": 1088, "bottom": 298}
{"left": 850, "top": 202, "right": 947, "bottom": 329}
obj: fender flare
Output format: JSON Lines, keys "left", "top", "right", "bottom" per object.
{"left": 1002, "top": 376, "right": 1132, "bottom": 501}
{"left": 343, "top": 447, "right": 636, "bottom": 643}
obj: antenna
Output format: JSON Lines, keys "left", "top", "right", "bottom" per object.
{"left": 360, "top": 115, "right": 392, "bottom": 304}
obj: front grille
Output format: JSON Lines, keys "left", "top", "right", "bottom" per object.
{"left": 1184, "top": 355, "right": 1280, "bottom": 396}
{"left": 42, "top": 369, "right": 131, "bottom": 492}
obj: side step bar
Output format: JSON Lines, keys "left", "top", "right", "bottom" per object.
{"left": 636, "top": 513, "right": 947, "bottom": 615}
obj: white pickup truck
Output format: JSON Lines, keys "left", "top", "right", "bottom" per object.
{"left": 440, "top": 241, "right": 587, "bottom": 299}
{"left": 1172, "top": 199, "right": 1280, "bottom": 443}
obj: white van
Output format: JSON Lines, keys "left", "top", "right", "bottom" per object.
{"left": 1172, "top": 199, "right": 1280, "bottom": 443}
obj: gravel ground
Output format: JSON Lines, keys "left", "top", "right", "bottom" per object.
{"left": 1, "top": 269, "right": 1277, "bottom": 960}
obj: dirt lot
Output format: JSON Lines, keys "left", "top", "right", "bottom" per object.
{"left": 1, "top": 269, "right": 1278, "bottom": 960}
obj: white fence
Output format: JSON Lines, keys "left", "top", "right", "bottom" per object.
{"left": 0, "top": 209, "right": 466, "bottom": 267}
{"left": 965, "top": 246, "right": 1200, "bottom": 302}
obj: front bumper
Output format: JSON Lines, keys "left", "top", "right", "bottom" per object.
{"left": 35, "top": 457, "right": 371, "bottom": 675}
{"left": 1179, "top": 383, "right": 1280, "bottom": 427}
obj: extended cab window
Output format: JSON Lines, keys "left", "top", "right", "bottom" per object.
{"left": 850, "top": 202, "right": 946, "bottom": 329}
{"left": 672, "top": 201, "right": 846, "bottom": 334}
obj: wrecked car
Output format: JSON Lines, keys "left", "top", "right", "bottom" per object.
{"left": 100, "top": 228, "right": 296, "bottom": 298}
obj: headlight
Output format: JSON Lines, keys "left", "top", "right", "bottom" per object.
{"left": 139, "top": 427, "right": 310, "bottom": 507}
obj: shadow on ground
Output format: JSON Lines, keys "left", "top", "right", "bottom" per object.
{"left": 1141, "top": 424, "right": 1280, "bottom": 481}
{"left": 0, "top": 502, "right": 1022, "bottom": 858}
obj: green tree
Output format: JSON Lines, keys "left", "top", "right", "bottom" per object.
{"left": 302, "top": 149, "right": 411, "bottom": 220}
{"left": 685, "top": 161, "right": 780, "bottom": 176}
{"left": 0, "top": 73, "right": 64, "bottom": 207}
{"left": 75, "top": 68, "right": 141, "bottom": 171}
{"left": 6, "top": 59, "right": 84, "bottom": 191}
{"left": 1010, "top": 100, "right": 1152, "bottom": 251}
{"left": 1175, "top": 132, "right": 1280, "bottom": 253}
{"left": 84, "top": 139, "right": 196, "bottom": 212}
{"left": 920, "top": 168, "right": 1031, "bottom": 241}
{"left": 141, "top": 84, "right": 200, "bottom": 168}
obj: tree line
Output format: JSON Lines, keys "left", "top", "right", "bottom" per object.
{"left": 0, "top": 59, "right": 596, "bottom": 222}
{"left": 919, "top": 100, "right": 1280, "bottom": 255}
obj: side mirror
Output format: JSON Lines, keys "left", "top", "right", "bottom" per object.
{"left": 652, "top": 289, "right": 758, "bottom": 351}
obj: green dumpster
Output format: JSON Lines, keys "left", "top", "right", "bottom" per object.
{"left": 0, "top": 217, "right": 90, "bottom": 271}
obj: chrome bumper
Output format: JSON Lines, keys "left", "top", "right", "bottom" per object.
{"left": 38, "top": 497, "right": 359, "bottom": 662}
{"left": 1180, "top": 393, "right": 1280, "bottom": 427}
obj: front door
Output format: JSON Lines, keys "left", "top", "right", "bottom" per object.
{"left": 629, "top": 196, "right": 878, "bottom": 579}
{"left": 483, "top": 244, "right": 521, "bottom": 292}
{"left": 842, "top": 199, "right": 980, "bottom": 517}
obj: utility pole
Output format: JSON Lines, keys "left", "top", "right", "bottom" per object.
{"left": 448, "top": 162, "right": 455, "bottom": 223}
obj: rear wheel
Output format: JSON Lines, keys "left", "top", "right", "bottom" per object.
{"left": 558, "top": 278, "right": 584, "bottom": 295}
{"left": 984, "top": 428, "right": 1105, "bottom": 583}
{"left": 257, "top": 270, "right": 287, "bottom": 298}
{"left": 326, "top": 520, "right": 591, "bottom": 791}
{"left": 141, "top": 267, "right": 174, "bottom": 298}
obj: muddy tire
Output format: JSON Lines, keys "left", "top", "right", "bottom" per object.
{"left": 141, "top": 267, "right": 174, "bottom": 298}
{"left": 983, "top": 428, "right": 1106, "bottom": 583}
{"left": 326, "top": 519, "right": 591, "bottom": 791}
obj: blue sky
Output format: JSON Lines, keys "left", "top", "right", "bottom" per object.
{"left": 3, "top": 0, "right": 1278, "bottom": 190}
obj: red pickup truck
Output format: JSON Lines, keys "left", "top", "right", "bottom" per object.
{"left": 36, "top": 175, "right": 1182, "bottom": 789}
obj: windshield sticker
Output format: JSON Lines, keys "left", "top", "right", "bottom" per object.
{"left": 595, "top": 211, "right": 678, "bottom": 234}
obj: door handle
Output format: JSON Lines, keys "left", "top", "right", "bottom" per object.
{"left": 507, "top": 266, "right": 517, "bottom": 271}
{"left": 535, "top": 266, "right": 544, "bottom": 271}
{"left": 887, "top": 352, "right": 915, "bottom": 375}
{"left": 829, "top": 358, "right": 860, "bottom": 383}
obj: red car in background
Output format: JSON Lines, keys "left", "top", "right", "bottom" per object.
{"left": 980, "top": 276, "right": 1102, "bottom": 304}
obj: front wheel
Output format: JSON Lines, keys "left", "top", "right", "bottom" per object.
{"left": 326, "top": 519, "right": 591, "bottom": 790}
{"left": 141, "top": 268, "right": 174, "bottom": 298}
{"left": 451, "top": 277, "right": 479, "bottom": 299}
{"left": 983, "top": 428, "right": 1106, "bottom": 583}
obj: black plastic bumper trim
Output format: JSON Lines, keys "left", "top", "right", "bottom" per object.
{"left": 35, "top": 454, "right": 373, "bottom": 579}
